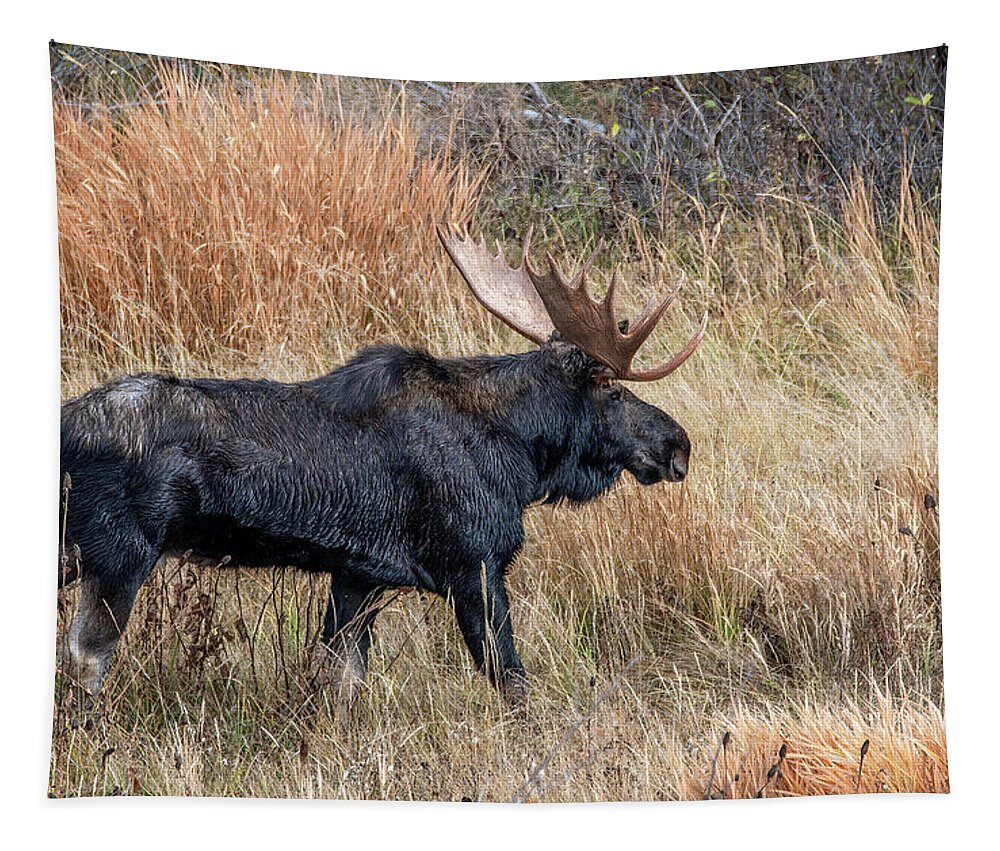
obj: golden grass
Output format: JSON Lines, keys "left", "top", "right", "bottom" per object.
{"left": 707, "top": 697, "right": 949, "bottom": 798}
{"left": 55, "top": 69, "right": 481, "bottom": 375}
{"left": 51, "top": 72, "right": 944, "bottom": 800}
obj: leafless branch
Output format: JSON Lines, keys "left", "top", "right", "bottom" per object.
{"left": 512, "top": 656, "right": 640, "bottom": 803}
{"left": 672, "top": 74, "right": 710, "bottom": 136}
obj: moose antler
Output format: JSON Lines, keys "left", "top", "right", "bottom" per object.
{"left": 438, "top": 225, "right": 707, "bottom": 381}
{"left": 436, "top": 224, "right": 554, "bottom": 344}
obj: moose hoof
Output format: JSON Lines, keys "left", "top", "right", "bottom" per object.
{"left": 500, "top": 670, "right": 530, "bottom": 711}
{"left": 312, "top": 643, "right": 367, "bottom": 703}
{"left": 67, "top": 689, "right": 103, "bottom": 731}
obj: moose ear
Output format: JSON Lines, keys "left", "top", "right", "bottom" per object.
{"left": 548, "top": 339, "right": 593, "bottom": 382}
{"left": 591, "top": 365, "right": 616, "bottom": 385}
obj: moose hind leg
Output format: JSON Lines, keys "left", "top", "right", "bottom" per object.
{"left": 67, "top": 549, "right": 159, "bottom": 703}
{"left": 320, "top": 576, "right": 384, "bottom": 698}
{"left": 450, "top": 565, "right": 527, "bottom": 705}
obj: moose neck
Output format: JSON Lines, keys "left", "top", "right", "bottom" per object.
{"left": 479, "top": 348, "right": 624, "bottom": 507}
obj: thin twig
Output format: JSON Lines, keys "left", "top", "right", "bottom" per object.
{"left": 60, "top": 98, "right": 168, "bottom": 112}
{"left": 511, "top": 655, "right": 640, "bottom": 803}
{"left": 672, "top": 75, "right": 710, "bottom": 136}
{"left": 416, "top": 80, "right": 452, "bottom": 99}
{"left": 380, "top": 593, "right": 436, "bottom": 675}
{"left": 527, "top": 82, "right": 551, "bottom": 110}
{"left": 776, "top": 101, "right": 849, "bottom": 194}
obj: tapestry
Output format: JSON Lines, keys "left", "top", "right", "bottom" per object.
{"left": 50, "top": 42, "right": 947, "bottom": 800}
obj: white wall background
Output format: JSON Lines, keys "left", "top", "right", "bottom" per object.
{"left": 1, "top": 4, "right": 991, "bottom": 847}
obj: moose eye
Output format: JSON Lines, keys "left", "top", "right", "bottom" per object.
{"left": 609, "top": 387, "right": 624, "bottom": 402}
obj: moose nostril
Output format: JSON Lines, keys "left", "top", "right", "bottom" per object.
{"left": 670, "top": 453, "right": 688, "bottom": 481}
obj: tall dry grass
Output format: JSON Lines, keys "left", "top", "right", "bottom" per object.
{"left": 55, "top": 70, "right": 481, "bottom": 376}
{"left": 51, "top": 70, "right": 943, "bottom": 800}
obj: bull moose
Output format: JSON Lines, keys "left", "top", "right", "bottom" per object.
{"left": 59, "top": 226, "right": 706, "bottom": 706}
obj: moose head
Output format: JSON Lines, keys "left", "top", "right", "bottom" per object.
{"left": 437, "top": 224, "right": 706, "bottom": 492}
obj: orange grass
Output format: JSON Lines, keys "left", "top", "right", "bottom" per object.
{"left": 693, "top": 697, "right": 948, "bottom": 799}
{"left": 55, "top": 70, "right": 481, "bottom": 374}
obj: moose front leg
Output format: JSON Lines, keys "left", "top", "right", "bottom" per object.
{"left": 320, "top": 575, "right": 384, "bottom": 698}
{"left": 450, "top": 564, "right": 527, "bottom": 705}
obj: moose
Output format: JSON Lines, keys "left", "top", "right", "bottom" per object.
{"left": 59, "top": 226, "right": 706, "bottom": 706}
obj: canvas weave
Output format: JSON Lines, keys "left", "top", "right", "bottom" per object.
{"left": 50, "top": 42, "right": 947, "bottom": 801}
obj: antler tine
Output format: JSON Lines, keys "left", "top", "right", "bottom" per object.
{"left": 520, "top": 224, "right": 534, "bottom": 267}
{"left": 624, "top": 286, "right": 679, "bottom": 344}
{"left": 624, "top": 310, "right": 708, "bottom": 381}
{"left": 569, "top": 239, "right": 604, "bottom": 290}
{"left": 526, "top": 243, "right": 704, "bottom": 380}
{"left": 601, "top": 266, "right": 622, "bottom": 334}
